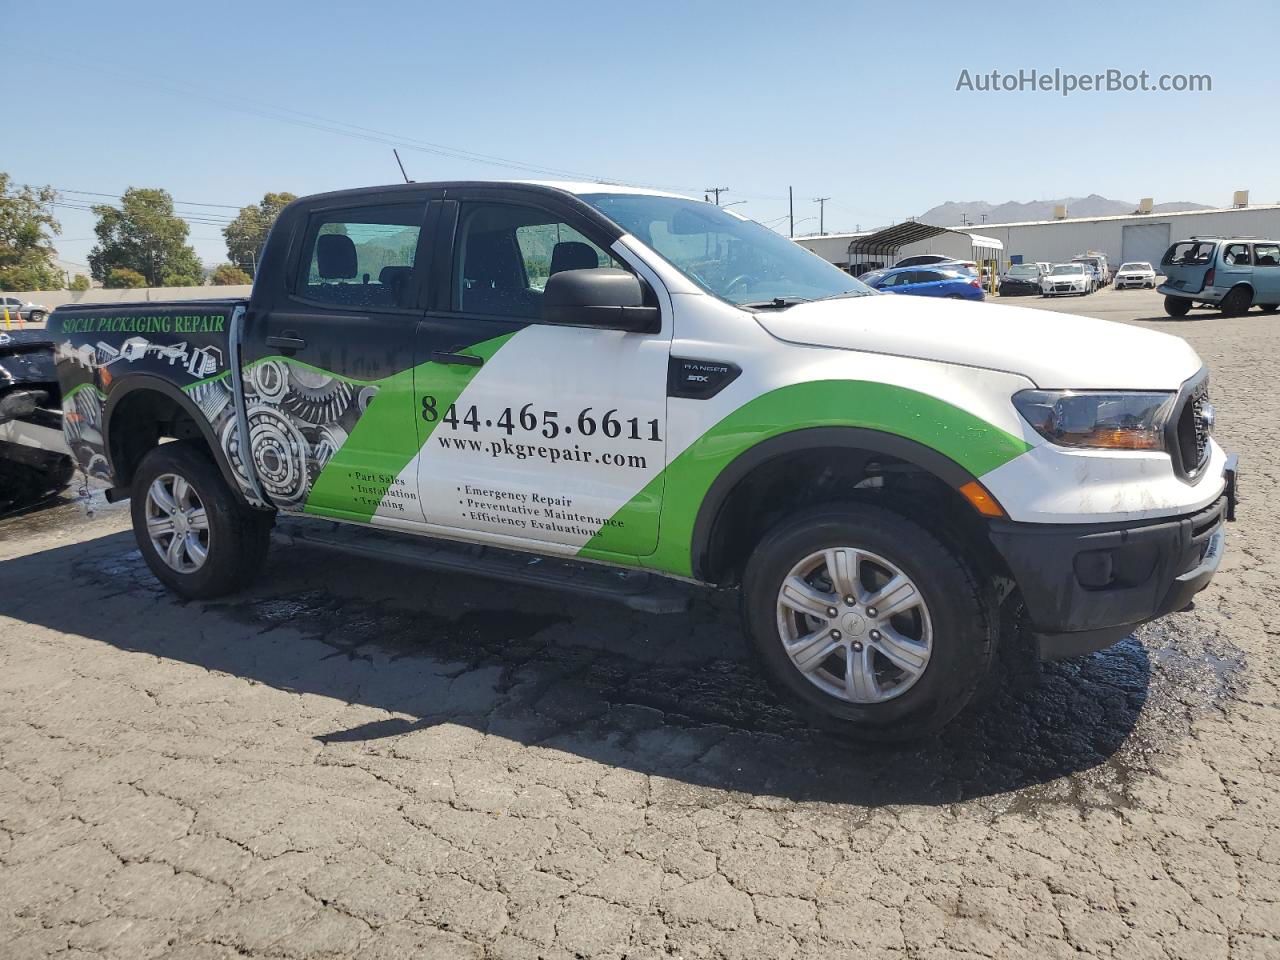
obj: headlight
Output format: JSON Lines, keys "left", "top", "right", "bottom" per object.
{"left": 1013, "top": 390, "right": 1176, "bottom": 450}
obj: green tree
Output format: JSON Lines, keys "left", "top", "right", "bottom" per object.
{"left": 88, "top": 187, "right": 204, "bottom": 287}
{"left": 105, "top": 266, "right": 147, "bottom": 289}
{"left": 223, "top": 192, "right": 296, "bottom": 275}
{"left": 69, "top": 274, "right": 91, "bottom": 292}
{"left": 0, "top": 173, "right": 63, "bottom": 291}
{"left": 211, "top": 263, "right": 252, "bottom": 286}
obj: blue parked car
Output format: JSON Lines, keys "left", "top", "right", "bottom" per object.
{"left": 865, "top": 265, "right": 985, "bottom": 301}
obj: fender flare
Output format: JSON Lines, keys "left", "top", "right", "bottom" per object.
{"left": 102, "top": 373, "right": 249, "bottom": 504}
{"left": 688, "top": 425, "right": 983, "bottom": 582}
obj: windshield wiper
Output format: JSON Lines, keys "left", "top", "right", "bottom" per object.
{"left": 741, "top": 296, "right": 813, "bottom": 309}
{"left": 814, "top": 290, "right": 873, "bottom": 302}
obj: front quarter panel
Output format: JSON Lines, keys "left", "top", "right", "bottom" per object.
{"left": 577, "top": 291, "right": 1041, "bottom": 577}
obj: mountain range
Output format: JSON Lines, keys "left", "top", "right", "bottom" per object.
{"left": 916, "top": 194, "right": 1212, "bottom": 228}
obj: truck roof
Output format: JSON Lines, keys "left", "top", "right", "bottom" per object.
{"left": 294, "top": 180, "right": 693, "bottom": 206}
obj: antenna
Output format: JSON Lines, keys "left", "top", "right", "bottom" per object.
{"left": 393, "top": 149, "right": 413, "bottom": 183}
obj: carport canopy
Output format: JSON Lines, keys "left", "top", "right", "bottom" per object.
{"left": 846, "top": 222, "right": 1003, "bottom": 270}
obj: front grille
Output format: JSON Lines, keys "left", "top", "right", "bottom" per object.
{"left": 1174, "top": 375, "right": 1211, "bottom": 476}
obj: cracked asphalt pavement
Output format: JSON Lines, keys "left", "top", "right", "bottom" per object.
{"left": 2, "top": 288, "right": 1278, "bottom": 958}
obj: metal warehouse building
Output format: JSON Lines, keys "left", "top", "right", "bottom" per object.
{"left": 971, "top": 204, "right": 1280, "bottom": 271}
{"left": 794, "top": 203, "right": 1280, "bottom": 275}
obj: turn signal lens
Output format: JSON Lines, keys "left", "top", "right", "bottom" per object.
{"left": 958, "top": 481, "right": 1006, "bottom": 517}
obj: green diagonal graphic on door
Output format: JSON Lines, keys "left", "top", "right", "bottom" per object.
{"left": 304, "top": 332, "right": 515, "bottom": 521}
{"left": 579, "top": 379, "right": 1032, "bottom": 576}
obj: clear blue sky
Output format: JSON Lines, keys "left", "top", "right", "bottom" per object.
{"left": 10, "top": 0, "right": 1277, "bottom": 267}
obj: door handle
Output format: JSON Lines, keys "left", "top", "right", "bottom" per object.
{"left": 266, "top": 333, "right": 307, "bottom": 351}
{"left": 431, "top": 351, "right": 483, "bottom": 367}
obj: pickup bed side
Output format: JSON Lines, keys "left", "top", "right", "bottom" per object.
{"left": 47, "top": 300, "right": 247, "bottom": 497}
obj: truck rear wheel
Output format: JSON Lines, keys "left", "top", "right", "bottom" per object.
{"left": 130, "top": 441, "right": 273, "bottom": 599}
{"left": 741, "top": 503, "right": 994, "bottom": 740}
{"left": 1164, "top": 296, "right": 1191, "bottom": 317}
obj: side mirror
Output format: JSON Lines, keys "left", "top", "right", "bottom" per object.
{"left": 542, "top": 268, "right": 660, "bottom": 333}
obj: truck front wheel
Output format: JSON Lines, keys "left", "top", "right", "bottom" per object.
{"left": 130, "top": 441, "right": 273, "bottom": 599}
{"left": 741, "top": 504, "right": 993, "bottom": 740}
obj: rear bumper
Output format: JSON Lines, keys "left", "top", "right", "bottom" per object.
{"left": 988, "top": 455, "right": 1238, "bottom": 659}
{"left": 1158, "top": 282, "right": 1224, "bottom": 304}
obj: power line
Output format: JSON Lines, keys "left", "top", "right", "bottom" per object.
{"left": 51, "top": 187, "right": 243, "bottom": 209}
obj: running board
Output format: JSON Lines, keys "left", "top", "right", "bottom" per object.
{"left": 273, "top": 517, "right": 693, "bottom": 615}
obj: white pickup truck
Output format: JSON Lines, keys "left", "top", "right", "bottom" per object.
{"left": 30, "top": 180, "right": 1238, "bottom": 739}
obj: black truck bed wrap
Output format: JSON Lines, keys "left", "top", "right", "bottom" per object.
{"left": 49, "top": 301, "right": 246, "bottom": 486}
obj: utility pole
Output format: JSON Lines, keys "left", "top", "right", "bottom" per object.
{"left": 788, "top": 186, "right": 794, "bottom": 238}
{"left": 813, "top": 197, "right": 831, "bottom": 235}
{"left": 705, "top": 187, "right": 729, "bottom": 205}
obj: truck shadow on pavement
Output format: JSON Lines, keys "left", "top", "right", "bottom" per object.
{"left": 1, "top": 528, "right": 1241, "bottom": 810}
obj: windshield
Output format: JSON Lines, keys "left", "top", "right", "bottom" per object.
{"left": 1051, "top": 264, "right": 1084, "bottom": 275}
{"left": 1007, "top": 265, "right": 1039, "bottom": 278}
{"left": 581, "top": 193, "right": 872, "bottom": 306}
{"left": 1119, "top": 262, "right": 1151, "bottom": 271}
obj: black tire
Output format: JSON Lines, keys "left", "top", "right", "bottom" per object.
{"left": 1221, "top": 286, "right": 1253, "bottom": 317}
{"left": 28, "top": 310, "right": 45, "bottom": 324}
{"left": 1164, "top": 295, "right": 1192, "bottom": 318}
{"left": 740, "top": 503, "right": 994, "bottom": 741}
{"left": 130, "top": 440, "right": 273, "bottom": 599}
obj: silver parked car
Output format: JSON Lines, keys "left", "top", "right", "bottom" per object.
{"left": 0, "top": 295, "right": 51, "bottom": 324}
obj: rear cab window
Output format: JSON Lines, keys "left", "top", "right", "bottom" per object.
{"left": 295, "top": 204, "right": 425, "bottom": 310}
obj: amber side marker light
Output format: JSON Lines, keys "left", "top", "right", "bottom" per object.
{"left": 958, "top": 481, "right": 1006, "bottom": 518}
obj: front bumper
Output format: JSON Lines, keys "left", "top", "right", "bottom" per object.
{"left": 999, "top": 282, "right": 1040, "bottom": 296}
{"left": 988, "top": 455, "right": 1238, "bottom": 659}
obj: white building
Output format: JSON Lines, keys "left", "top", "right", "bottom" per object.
{"left": 962, "top": 203, "right": 1280, "bottom": 272}
{"left": 793, "top": 201, "right": 1280, "bottom": 276}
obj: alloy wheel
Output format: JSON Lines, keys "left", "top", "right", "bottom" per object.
{"left": 145, "top": 472, "right": 211, "bottom": 573}
{"left": 775, "top": 547, "right": 933, "bottom": 703}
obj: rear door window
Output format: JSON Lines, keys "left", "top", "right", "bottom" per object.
{"left": 296, "top": 204, "right": 425, "bottom": 310}
{"left": 1224, "top": 243, "right": 1252, "bottom": 266}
